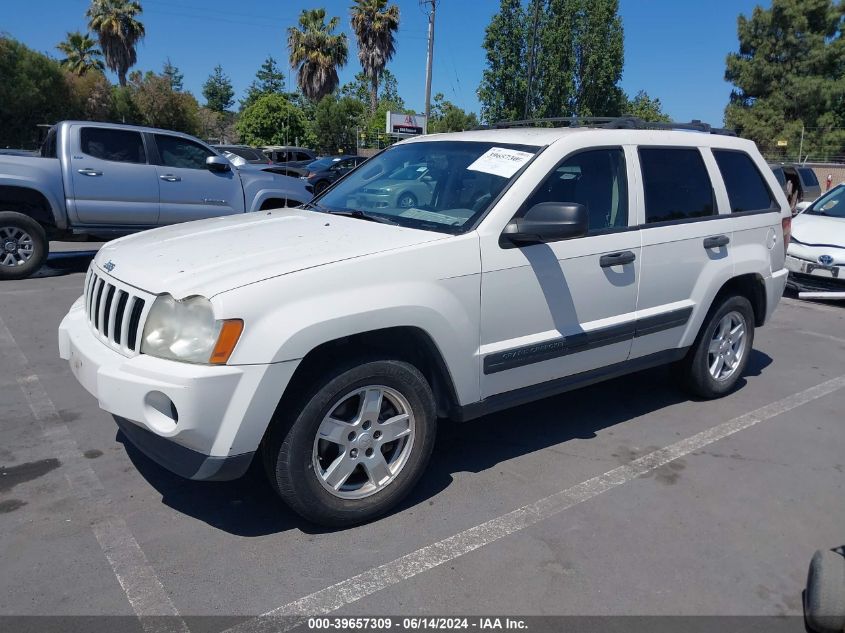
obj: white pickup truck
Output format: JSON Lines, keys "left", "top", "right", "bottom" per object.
{"left": 59, "top": 118, "right": 790, "bottom": 527}
{"left": 0, "top": 121, "right": 311, "bottom": 279}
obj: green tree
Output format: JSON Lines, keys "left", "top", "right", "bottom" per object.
{"left": 340, "top": 68, "right": 403, "bottom": 110}
{"left": 429, "top": 93, "right": 479, "bottom": 133}
{"left": 313, "top": 95, "right": 365, "bottom": 153}
{"left": 66, "top": 70, "right": 113, "bottom": 120}
{"left": 132, "top": 73, "right": 200, "bottom": 134}
{"left": 56, "top": 31, "right": 104, "bottom": 75}
{"left": 623, "top": 90, "right": 670, "bottom": 122}
{"left": 86, "top": 0, "right": 145, "bottom": 87}
{"left": 478, "top": 0, "right": 527, "bottom": 123}
{"left": 241, "top": 55, "right": 286, "bottom": 109}
{"left": 0, "top": 37, "right": 74, "bottom": 148}
{"left": 162, "top": 58, "right": 184, "bottom": 92}
{"left": 109, "top": 85, "right": 141, "bottom": 123}
{"left": 202, "top": 64, "right": 234, "bottom": 112}
{"left": 725, "top": 0, "right": 845, "bottom": 161}
{"left": 236, "top": 93, "right": 307, "bottom": 146}
{"left": 534, "top": 0, "right": 624, "bottom": 118}
{"left": 288, "top": 8, "right": 348, "bottom": 102}
{"left": 350, "top": 0, "right": 400, "bottom": 115}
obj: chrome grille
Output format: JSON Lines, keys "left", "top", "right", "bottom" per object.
{"left": 83, "top": 267, "right": 150, "bottom": 356}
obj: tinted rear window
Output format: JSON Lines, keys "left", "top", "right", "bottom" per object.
{"left": 770, "top": 166, "right": 786, "bottom": 187}
{"left": 798, "top": 168, "right": 819, "bottom": 186}
{"left": 228, "top": 147, "right": 263, "bottom": 161}
{"left": 639, "top": 148, "right": 715, "bottom": 223}
{"left": 81, "top": 127, "right": 146, "bottom": 164}
{"left": 713, "top": 150, "right": 776, "bottom": 213}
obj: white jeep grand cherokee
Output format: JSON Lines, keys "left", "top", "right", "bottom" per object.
{"left": 59, "top": 120, "right": 791, "bottom": 526}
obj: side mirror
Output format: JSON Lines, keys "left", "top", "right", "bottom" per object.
{"left": 501, "top": 202, "right": 588, "bottom": 247}
{"left": 206, "top": 155, "right": 231, "bottom": 172}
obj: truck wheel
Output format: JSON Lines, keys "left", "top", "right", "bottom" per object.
{"left": 0, "top": 212, "right": 48, "bottom": 281}
{"left": 264, "top": 360, "right": 437, "bottom": 527}
{"left": 682, "top": 295, "right": 755, "bottom": 399}
{"left": 805, "top": 549, "right": 845, "bottom": 633}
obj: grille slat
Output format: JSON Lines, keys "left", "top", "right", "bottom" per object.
{"left": 83, "top": 268, "right": 150, "bottom": 357}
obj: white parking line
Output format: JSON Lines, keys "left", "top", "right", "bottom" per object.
{"left": 797, "top": 329, "right": 845, "bottom": 345}
{"left": 226, "top": 373, "right": 845, "bottom": 633}
{"left": 0, "top": 316, "right": 188, "bottom": 633}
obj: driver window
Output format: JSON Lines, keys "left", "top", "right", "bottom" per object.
{"left": 524, "top": 148, "right": 628, "bottom": 232}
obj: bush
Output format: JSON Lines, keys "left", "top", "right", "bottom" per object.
{"left": 236, "top": 93, "right": 307, "bottom": 147}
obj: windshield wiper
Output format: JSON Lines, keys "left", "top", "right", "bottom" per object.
{"left": 324, "top": 209, "right": 399, "bottom": 225}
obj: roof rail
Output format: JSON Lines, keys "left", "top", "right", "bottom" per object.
{"left": 490, "top": 115, "right": 736, "bottom": 136}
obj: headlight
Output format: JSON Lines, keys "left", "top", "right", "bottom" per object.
{"left": 141, "top": 295, "right": 242, "bottom": 364}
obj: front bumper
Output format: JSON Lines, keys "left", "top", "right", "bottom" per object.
{"left": 785, "top": 255, "right": 845, "bottom": 293}
{"left": 58, "top": 297, "right": 298, "bottom": 480}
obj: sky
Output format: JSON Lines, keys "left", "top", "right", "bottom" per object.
{"left": 4, "top": 0, "right": 766, "bottom": 126}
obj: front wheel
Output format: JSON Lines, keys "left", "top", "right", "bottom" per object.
{"left": 0, "top": 211, "right": 48, "bottom": 280}
{"left": 264, "top": 360, "right": 437, "bottom": 527}
{"left": 682, "top": 295, "right": 755, "bottom": 399}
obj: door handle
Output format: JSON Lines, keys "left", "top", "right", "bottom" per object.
{"left": 703, "top": 235, "right": 730, "bottom": 249}
{"left": 77, "top": 168, "right": 102, "bottom": 176}
{"left": 599, "top": 251, "right": 636, "bottom": 267}
{"left": 159, "top": 174, "right": 181, "bottom": 182}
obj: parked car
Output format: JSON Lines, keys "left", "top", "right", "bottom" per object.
{"left": 351, "top": 162, "right": 434, "bottom": 209}
{"left": 303, "top": 155, "right": 367, "bottom": 194}
{"left": 785, "top": 182, "right": 845, "bottom": 298}
{"left": 262, "top": 145, "right": 317, "bottom": 167}
{"left": 212, "top": 144, "right": 271, "bottom": 165}
{"left": 768, "top": 163, "right": 788, "bottom": 195}
{"left": 778, "top": 163, "right": 822, "bottom": 205}
{"left": 58, "top": 120, "right": 789, "bottom": 527}
{"left": 0, "top": 121, "right": 311, "bottom": 280}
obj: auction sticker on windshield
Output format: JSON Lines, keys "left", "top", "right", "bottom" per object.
{"left": 467, "top": 147, "right": 534, "bottom": 178}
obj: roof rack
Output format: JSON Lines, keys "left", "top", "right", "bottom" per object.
{"left": 490, "top": 115, "right": 736, "bottom": 137}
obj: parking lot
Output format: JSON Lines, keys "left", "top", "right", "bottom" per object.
{"left": 1, "top": 242, "right": 843, "bottom": 628}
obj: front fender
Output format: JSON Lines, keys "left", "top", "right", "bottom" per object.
{"left": 242, "top": 174, "right": 312, "bottom": 211}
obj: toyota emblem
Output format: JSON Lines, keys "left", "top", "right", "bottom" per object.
{"left": 818, "top": 254, "right": 834, "bottom": 267}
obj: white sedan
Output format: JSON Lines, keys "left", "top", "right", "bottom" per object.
{"left": 786, "top": 183, "right": 845, "bottom": 299}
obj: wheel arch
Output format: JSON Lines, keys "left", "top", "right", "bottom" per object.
{"left": 711, "top": 273, "right": 767, "bottom": 327}
{"left": 0, "top": 185, "right": 58, "bottom": 228}
{"left": 272, "top": 326, "right": 461, "bottom": 423}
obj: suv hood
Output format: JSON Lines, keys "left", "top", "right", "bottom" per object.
{"left": 792, "top": 212, "right": 845, "bottom": 246}
{"left": 94, "top": 209, "right": 447, "bottom": 298}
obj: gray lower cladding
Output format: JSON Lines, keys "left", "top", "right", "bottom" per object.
{"left": 114, "top": 417, "right": 254, "bottom": 481}
{"left": 483, "top": 306, "right": 693, "bottom": 375}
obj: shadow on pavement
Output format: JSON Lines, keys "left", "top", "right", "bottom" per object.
{"left": 32, "top": 250, "right": 98, "bottom": 278}
{"left": 119, "top": 349, "right": 773, "bottom": 536}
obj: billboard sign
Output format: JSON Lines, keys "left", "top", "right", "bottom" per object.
{"left": 387, "top": 112, "right": 427, "bottom": 136}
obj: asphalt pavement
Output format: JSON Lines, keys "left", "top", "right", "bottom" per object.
{"left": 0, "top": 243, "right": 843, "bottom": 631}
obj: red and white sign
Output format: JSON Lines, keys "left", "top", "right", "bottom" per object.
{"left": 387, "top": 112, "right": 427, "bottom": 136}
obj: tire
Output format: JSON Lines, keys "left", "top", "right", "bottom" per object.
{"left": 0, "top": 211, "right": 48, "bottom": 281}
{"left": 397, "top": 192, "right": 417, "bottom": 209}
{"left": 264, "top": 359, "right": 437, "bottom": 527}
{"left": 805, "top": 549, "right": 845, "bottom": 633}
{"left": 314, "top": 180, "right": 329, "bottom": 195}
{"left": 682, "top": 294, "right": 755, "bottom": 399}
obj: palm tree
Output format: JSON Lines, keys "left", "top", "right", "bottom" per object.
{"left": 86, "top": 0, "right": 145, "bottom": 87}
{"left": 350, "top": 0, "right": 400, "bottom": 115}
{"left": 56, "top": 31, "right": 104, "bottom": 75}
{"left": 288, "top": 8, "right": 348, "bottom": 102}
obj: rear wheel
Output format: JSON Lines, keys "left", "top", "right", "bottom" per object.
{"left": 314, "top": 180, "right": 330, "bottom": 195}
{"left": 264, "top": 359, "right": 437, "bottom": 527}
{"left": 397, "top": 192, "right": 417, "bottom": 208}
{"left": 682, "top": 295, "right": 755, "bottom": 398}
{"left": 0, "top": 212, "right": 48, "bottom": 280}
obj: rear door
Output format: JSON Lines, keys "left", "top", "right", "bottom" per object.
{"left": 630, "top": 146, "right": 735, "bottom": 360}
{"left": 69, "top": 126, "right": 159, "bottom": 225}
{"left": 152, "top": 134, "right": 245, "bottom": 224}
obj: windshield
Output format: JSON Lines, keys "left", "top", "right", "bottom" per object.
{"left": 225, "top": 147, "right": 264, "bottom": 161}
{"left": 316, "top": 141, "right": 539, "bottom": 234}
{"left": 308, "top": 157, "right": 342, "bottom": 171}
{"left": 806, "top": 185, "right": 845, "bottom": 218}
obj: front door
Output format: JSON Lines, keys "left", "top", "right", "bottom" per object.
{"left": 152, "top": 134, "right": 245, "bottom": 224}
{"left": 479, "top": 146, "right": 641, "bottom": 399}
{"left": 69, "top": 126, "right": 159, "bottom": 225}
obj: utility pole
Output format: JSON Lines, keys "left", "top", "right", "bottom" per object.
{"left": 524, "top": 0, "right": 541, "bottom": 120}
{"left": 798, "top": 124, "right": 805, "bottom": 164}
{"left": 421, "top": 0, "right": 437, "bottom": 122}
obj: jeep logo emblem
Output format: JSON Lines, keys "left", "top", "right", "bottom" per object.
{"left": 818, "top": 254, "right": 834, "bottom": 267}
{"left": 103, "top": 260, "right": 116, "bottom": 272}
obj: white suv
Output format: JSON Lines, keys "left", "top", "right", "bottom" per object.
{"left": 58, "top": 119, "right": 790, "bottom": 526}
